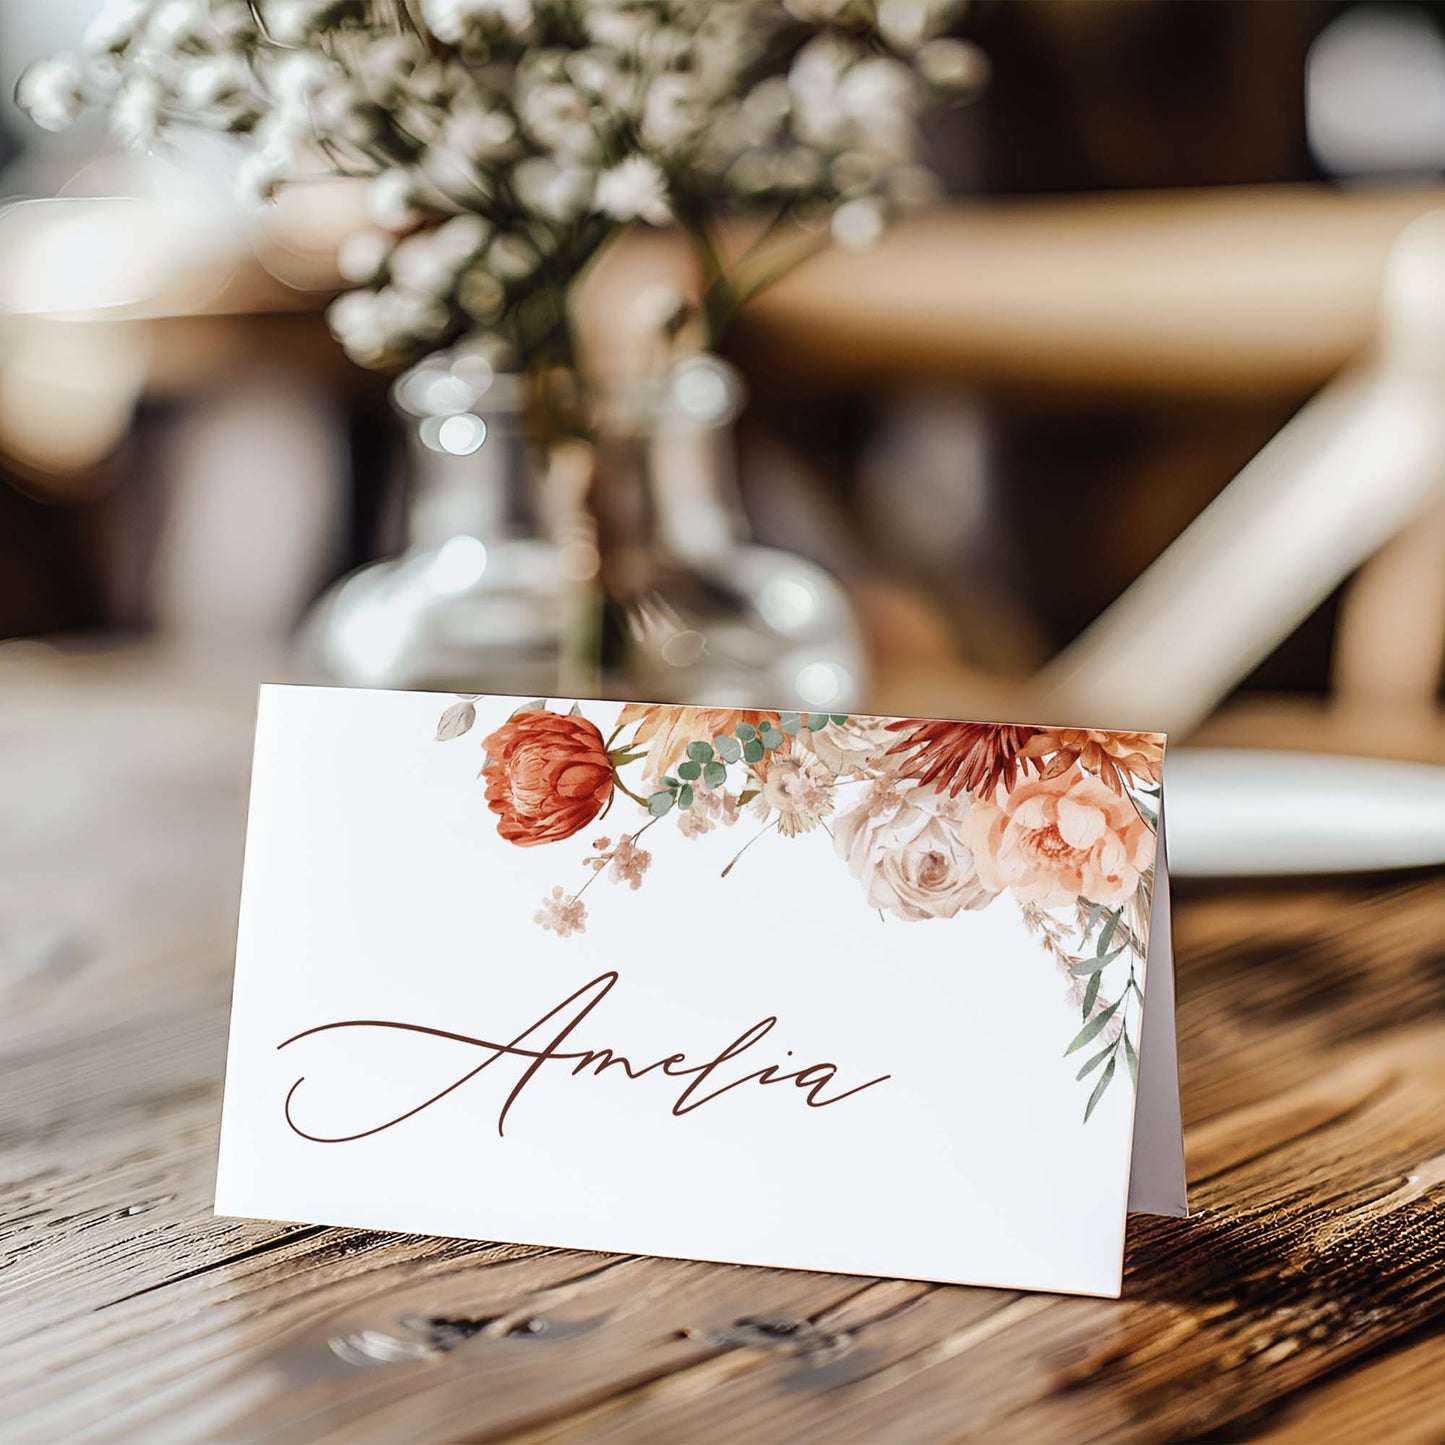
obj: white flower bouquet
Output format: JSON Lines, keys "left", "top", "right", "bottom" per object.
{"left": 21, "top": 0, "right": 984, "bottom": 409}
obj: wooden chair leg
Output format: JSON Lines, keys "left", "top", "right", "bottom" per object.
{"left": 1333, "top": 499, "right": 1445, "bottom": 708}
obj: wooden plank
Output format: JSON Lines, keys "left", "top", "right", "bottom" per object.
{"left": 1248, "top": 1329, "right": 1445, "bottom": 1443}
{"left": 1, "top": 651, "right": 1442, "bottom": 1441}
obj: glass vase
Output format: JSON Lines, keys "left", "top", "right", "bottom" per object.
{"left": 300, "top": 360, "right": 568, "bottom": 695}
{"left": 594, "top": 356, "right": 866, "bottom": 710}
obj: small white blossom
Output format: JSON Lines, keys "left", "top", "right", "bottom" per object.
{"left": 518, "top": 80, "right": 598, "bottom": 161}
{"left": 423, "top": 0, "right": 534, "bottom": 46}
{"left": 585, "top": 6, "right": 650, "bottom": 49}
{"left": 326, "top": 289, "right": 388, "bottom": 359}
{"left": 486, "top": 232, "right": 537, "bottom": 281}
{"left": 111, "top": 76, "right": 163, "bottom": 146}
{"left": 595, "top": 155, "right": 671, "bottom": 225}
{"left": 261, "top": 0, "right": 328, "bottom": 47}
{"left": 445, "top": 104, "right": 517, "bottom": 161}
{"left": 234, "top": 111, "right": 304, "bottom": 205}
{"left": 433, "top": 212, "right": 491, "bottom": 259}
{"left": 512, "top": 156, "right": 594, "bottom": 221}
{"left": 368, "top": 169, "right": 423, "bottom": 231}
{"left": 177, "top": 53, "right": 252, "bottom": 108}
{"left": 916, "top": 37, "right": 989, "bottom": 94}
{"left": 16, "top": 55, "right": 86, "bottom": 132}
{"left": 386, "top": 285, "right": 451, "bottom": 339}
{"left": 641, "top": 72, "right": 701, "bottom": 152}
{"left": 877, "top": 0, "right": 961, "bottom": 53}
{"left": 336, "top": 229, "right": 394, "bottom": 284}
{"left": 831, "top": 195, "right": 886, "bottom": 251}
{"left": 146, "top": 0, "right": 210, "bottom": 49}
{"left": 269, "top": 49, "right": 331, "bottom": 106}
{"left": 389, "top": 232, "right": 463, "bottom": 296}
{"left": 457, "top": 267, "right": 505, "bottom": 321}
{"left": 83, "top": 0, "right": 148, "bottom": 54}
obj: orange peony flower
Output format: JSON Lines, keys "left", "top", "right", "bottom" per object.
{"left": 1020, "top": 729, "right": 1164, "bottom": 794}
{"left": 617, "top": 704, "right": 785, "bottom": 780}
{"left": 482, "top": 711, "right": 614, "bottom": 847}
{"left": 959, "top": 767, "right": 1153, "bottom": 908}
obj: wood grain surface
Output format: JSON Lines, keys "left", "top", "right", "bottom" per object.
{"left": 1, "top": 648, "right": 1442, "bottom": 1442}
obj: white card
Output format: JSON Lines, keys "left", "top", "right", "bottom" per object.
{"left": 217, "top": 686, "right": 1185, "bottom": 1298}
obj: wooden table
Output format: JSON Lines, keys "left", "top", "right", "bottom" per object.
{"left": 3, "top": 648, "right": 1443, "bottom": 1442}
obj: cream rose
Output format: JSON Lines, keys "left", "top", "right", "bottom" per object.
{"left": 960, "top": 768, "right": 1152, "bottom": 909}
{"left": 796, "top": 714, "right": 900, "bottom": 777}
{"left": 834, "top": 778, "right": 994, "bottom": 921}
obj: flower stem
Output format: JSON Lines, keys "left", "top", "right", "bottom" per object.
{"left": 612, "top": 776, "right": 651, "bottom": 809}
{"left": 721, "top": 818, "right": 779, "bottom": 878}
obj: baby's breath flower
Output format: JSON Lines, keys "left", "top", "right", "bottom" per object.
{"left": 336, "top": 229, "right": 394, "bottom": 284}
{"left": 367, "top": 169, "right": 423, "bottom": 232}
{"left": 83, "top": 0, "right": 148, "bottom": 54}
{"left": 21, "top": 0, "right": 979, "bottom": 376}
{"left": 595, "top": 155, "right": 671, "bottom": 225}
{"left": 16, "top": 55, "right": 86, "bottom": 132}
{"left": 535, "top": 885, "right": 586, "bottom": 937}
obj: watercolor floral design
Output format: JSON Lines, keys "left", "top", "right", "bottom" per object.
{"left": 436, "top": 696, "right": 1164, "bottom": 1122}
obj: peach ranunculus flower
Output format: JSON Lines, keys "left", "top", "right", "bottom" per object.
{"left": 616, "top": 704, "right": 784, "bottom": 781}
{"left": 481, "top": 711, "right": 614, "bottom": 847}
{"left": 834, "top": 778, "right": 995, "bottom": 922}
{"left": 960, "top": 767, "right": 1153, "bottom": 909}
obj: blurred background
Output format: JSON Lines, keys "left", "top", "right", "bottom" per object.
{"left": 3, "top": 0, "right": 1445, "bottom": 765}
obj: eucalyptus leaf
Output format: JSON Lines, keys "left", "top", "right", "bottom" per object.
{"left": 703, "top": 761, "right": 727, "bottom": 789}
{"left": 678, "top": 784, "right": 695, "bottom": 809}
{"left": 647, "top": 790, "right": 674, "bottom": 817}
{"left": 1079, "top": 900, "right": 1103, "bottom": 943}
{"left": 1082, "top": 969, "right": 1102, "bottom": 1017}
{"left": 687, "top": 740, "right": 714, "bottom": 763}
{"left": 1070, "top": 944, "right": 1127, "bottom": 976}
{"left": 1064, "top": 997, "right": 1122, "bottom": 1056}
{"left": 806, "top": 713, "right": 829, "bottom": 731}
{"left": 1123, "top": 1031, "right": 1139, "bottom": 1087}
{"left": 779, "top": 712, "right": 802, "bottom": 734}
{"left": 830, "top": 713, "right": 848, "bottom": 725}
{"left": 735, "top": 721, "right": 757, "bottom": 742}
{"left": 759, "top": 725, "right": 783, "bottom": 749}
{"left": 1097, "top": 908, "right": 1123, "bottom": 956}
{"left": 435, "top": 699, "right": 476, "bottom": 742}
{"left": 715, "top": 735, "right": 742, "bottom": 763}
{"left": 677, "top": 759, "right": 701, "bottom": 781}
{"left": 1075, "top": 1042, "right": 1114, "bottom": 1081}
{"left": 1083, "top": 1057, "right": 1117, "bottom": 1122}
{"left": 743, "top": 738, "right": 765, "bottom": 765}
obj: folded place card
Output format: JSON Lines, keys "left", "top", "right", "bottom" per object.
{"left": 217, "top": 686, "right": 1186, "bottom": 1299}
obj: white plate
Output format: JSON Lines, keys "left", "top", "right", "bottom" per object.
{"left": 1164, "top": 748, "right": 1445, "bottom": 877}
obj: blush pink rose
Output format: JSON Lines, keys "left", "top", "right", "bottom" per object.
{"left": 961, "top": 769, "right": 1152, "bottom": 908}
{"left": 834, "top": 778, "right": 994, "bottom": 922}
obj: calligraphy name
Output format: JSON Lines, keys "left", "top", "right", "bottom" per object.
{"left": 277, "top": 971, "right": 890, "bottom": 1142}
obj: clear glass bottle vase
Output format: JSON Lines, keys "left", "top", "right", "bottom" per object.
{"left": 595, "top": 356, "right": 865, "bottom": 710}
{"left": 301, "top": 362, "right": 568, "bottom": 695}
